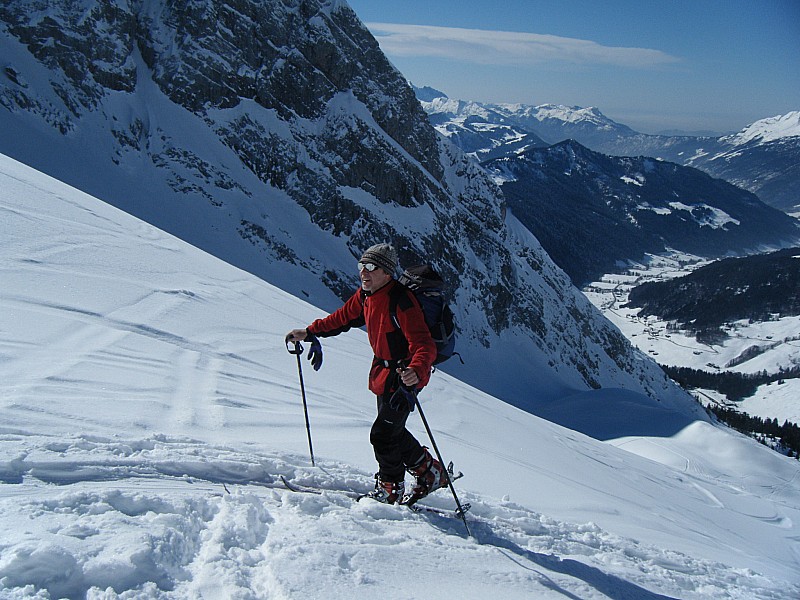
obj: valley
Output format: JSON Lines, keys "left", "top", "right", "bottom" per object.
{"left": 583, "top": 251, "right": 800, "bottom": 425}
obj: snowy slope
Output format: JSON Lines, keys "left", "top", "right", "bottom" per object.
{"left": 2, "top": 158, "right": 800, "bottom": 598}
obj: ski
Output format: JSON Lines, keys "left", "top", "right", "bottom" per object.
{"left": 279, "top": 475, "right": 360, "bottom": 499}
{"left": 280, "top": 474, "right": 470, "bottom": 521}
{"left": 406, "top": 499, "right": 472, "bottom": 519}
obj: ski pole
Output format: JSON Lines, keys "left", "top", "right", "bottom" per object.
{"left": 411, "top": 390, "right": 472, "bottom": 537}
{"left": 285, "top": 336, "right": 315, "bottom": 467}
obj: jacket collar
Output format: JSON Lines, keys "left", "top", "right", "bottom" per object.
{"left": 362, "top": 278, "right": 395, "bottom": 298}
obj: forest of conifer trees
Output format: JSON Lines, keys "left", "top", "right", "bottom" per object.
{"left": 662, "top": 364, "right": 800, "bottom": 402}
{"left": 708, "top": 404, "right": 800, "bottom": 459}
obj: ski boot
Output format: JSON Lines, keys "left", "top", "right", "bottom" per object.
{"left": 402, "top": 447, "right": 449, "bottom": 506}
{"left": 364, "top": 474, "right": 405, "bottom": 505}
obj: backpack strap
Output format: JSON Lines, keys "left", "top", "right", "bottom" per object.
{"left": 388, "top": 282, "right": 414, "bottom": 332}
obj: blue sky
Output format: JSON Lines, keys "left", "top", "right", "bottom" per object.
{"left": 345, "top": 0, "right": 800, "bottom": 134}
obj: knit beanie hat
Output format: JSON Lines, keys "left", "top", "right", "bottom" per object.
{"left": 360, "top": 243, "right": 398, "bottom": 275}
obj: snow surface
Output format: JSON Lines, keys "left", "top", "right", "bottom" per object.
{"left": 630, "top": 202, "right": 740, "bottom": 229}
{"left": 2, "top": 154, "right": 800, "bottom": 598}
{"left": 666, "top": 202, "right": 740, "bottom": 229}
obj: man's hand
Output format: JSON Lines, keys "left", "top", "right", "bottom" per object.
{"left": 397, "top": 367, "right": 420, "bottom": 388}
{"left": 285, "top": 328, "right": 308, "bottom": 343}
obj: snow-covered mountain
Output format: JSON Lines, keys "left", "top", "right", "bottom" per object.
{"left": 419, "top": 93, "right": 800, "bottom": 214}
{"left": 420, "top": 94, "right": 622, "bottom": 160}
{"left": 689, "top": 112, "right": 800, "bottom": 215}
{"left": 416, "top": 92, "right": 550, "bottom": 160}
{"left": 482, "top": 139, "right": 800, "bottom": 285}
{"left": 0, "top": 0, "right": 694, "bottom": 413}
{"left": 593, "top": 112, "right": 800, "bottom": 215}
{"left": 419, "top": 93, "right": 684, "bottom": 159}
{"left": 722, "top": 111, "right": 800, "bottom": 146}
{"left": 2, "top": 153, "right": 800, "bottom": 598}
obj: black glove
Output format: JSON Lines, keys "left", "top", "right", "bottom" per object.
{"left": 389, "top": 385, "right": 417, "bottom": 411}
{"left": 306, "top": 333, "right": 323, "bottom": 371}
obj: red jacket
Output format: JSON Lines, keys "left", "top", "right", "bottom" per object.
{"left": 307, "top": 280, "right": 437, "bottom": 396}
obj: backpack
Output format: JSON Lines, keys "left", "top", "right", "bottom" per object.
{"left": 390, "top": 264, "right": 460, "bottom": 365}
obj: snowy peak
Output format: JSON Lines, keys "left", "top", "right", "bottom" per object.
{"left": 722, "top": 111, "right": 800, "bottom": 146}
{"left": 420, "top": 95, "right": 550, "bottom": 161}
{"left": 509, "top": 103, "right": 629, "bottom": 132}
{"left": 418, "top": 94, "right": 635, "bottom": 144}
{"left": 423, "top": 96, "right": 496, "bottom": 121}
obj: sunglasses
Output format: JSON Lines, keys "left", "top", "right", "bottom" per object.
{"left": 358, "top": 262, "right": 380, "bottom": 272}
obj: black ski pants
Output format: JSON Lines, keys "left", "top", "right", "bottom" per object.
{"left": 370, "top": 392, "right": 425, "bottom": 483}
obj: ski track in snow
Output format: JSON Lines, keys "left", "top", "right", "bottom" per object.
{"left": 1, "top": 433, "right": 792, "bottom": 600}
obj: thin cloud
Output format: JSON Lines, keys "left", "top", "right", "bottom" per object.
{"left": 366, "top": 23, "right": 680, "bottom": 68}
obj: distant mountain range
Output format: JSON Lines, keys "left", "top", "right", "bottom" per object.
{"left": 482, "top": 139, "right": 800, "bottom": 285}
{"left": 416, "top": 88, "right": 800, "bottom": 214}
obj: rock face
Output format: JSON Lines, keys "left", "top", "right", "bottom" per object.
{"left": 0, "top": 0, "right": 696, "bottom": 414}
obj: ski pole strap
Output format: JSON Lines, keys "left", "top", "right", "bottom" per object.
{"left": 285, "top": 335, "right": 303, "bottom": 355}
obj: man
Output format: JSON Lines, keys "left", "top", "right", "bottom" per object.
{"left": 286, "top": 243, "right": 449, "bottom": 505}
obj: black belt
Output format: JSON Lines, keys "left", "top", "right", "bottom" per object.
{"left": 373, "top": 357, "right": 406, "bottom": 369}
